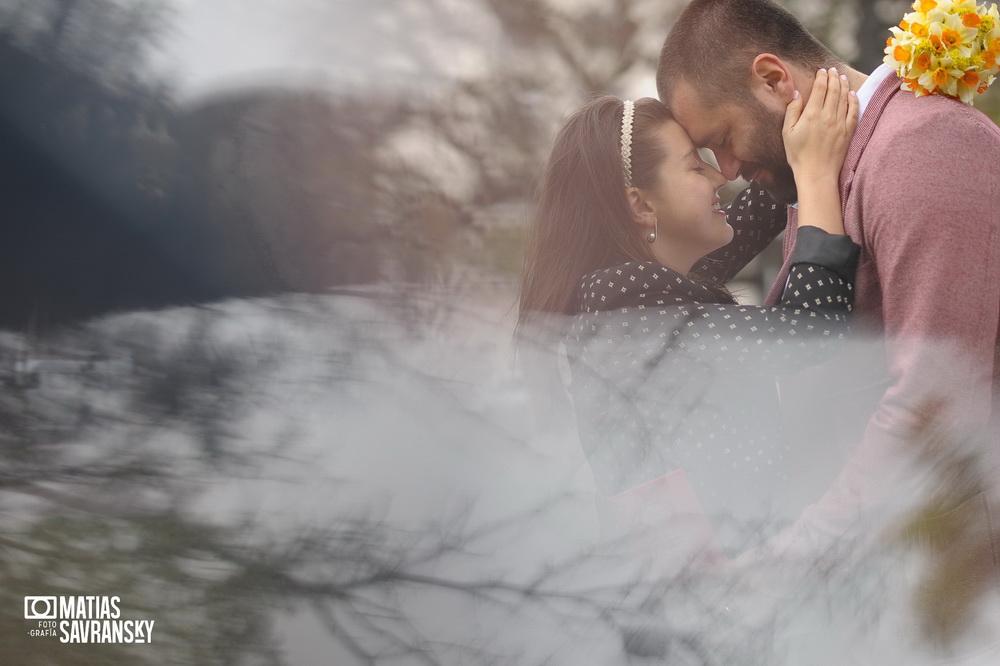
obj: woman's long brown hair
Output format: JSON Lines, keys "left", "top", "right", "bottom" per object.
{"left": 517, "top": 96, "right": 673, "bottom": 337}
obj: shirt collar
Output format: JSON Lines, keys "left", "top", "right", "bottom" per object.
{"left": 856, "top": 63, "right": 894, "bottom": 120}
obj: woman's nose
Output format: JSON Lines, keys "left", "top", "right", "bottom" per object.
{"left": 709, "top": 163, "right": 727, "bottom": 187}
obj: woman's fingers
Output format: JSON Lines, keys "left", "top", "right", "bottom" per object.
{"left": 784, "top": 66, "right": 857, "bottom": 146}
{"left": 846, "top": 83, "right": 859, "bottom": 131}
{"left": 782, "top": 66, "right": 857, "bottom": 171}
{"left": 831, "top": 70, "right": 859, "bottom": 134}
{"left": 808, "top": 67, "right": 830, "bottom": 112}
{"left": 782, "top": 88, "right": 803, "bottom": 134}
{"left": 836, "top": 73, "right": 849, "bottom": 123}
{"left": 826, "top": 67, "right": 841, "bottom": 113}
{"left": 786, "top": 68, "right": 830, "bottom": 134}
{"left": 816, "top": 67, "right": 858, "bottom": 134}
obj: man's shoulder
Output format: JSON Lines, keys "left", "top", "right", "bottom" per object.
{"left": 850, "top": 89, "right": 1000, "bottom": 238}
{"left": 868, "top": 90, "right": 1000, "bottom": 154}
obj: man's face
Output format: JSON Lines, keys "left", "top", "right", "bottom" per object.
{"left": 669, "top": 79, "right": 798, "bottom": 204}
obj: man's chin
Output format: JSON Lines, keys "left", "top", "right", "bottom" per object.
{"left": 757, "top": 172, "right": 797, "bottom": 206}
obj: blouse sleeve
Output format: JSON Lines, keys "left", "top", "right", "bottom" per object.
{"left": 573, "top": 228, "right": 860, "bottom": 376}
{"left": 691, "top": 183, "right": 786, "bottom": 284}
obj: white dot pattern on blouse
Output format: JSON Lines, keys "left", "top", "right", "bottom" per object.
{"left": 566, "top": 186, "right": 855, "bottom": 519}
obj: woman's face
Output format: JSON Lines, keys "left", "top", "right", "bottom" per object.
{"left": 638, "top": 119, "right": 733, "bottom": 269}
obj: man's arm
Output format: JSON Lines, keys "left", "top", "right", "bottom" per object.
{"left": 772, "top": 106, "right": 1000, "bottom": 556}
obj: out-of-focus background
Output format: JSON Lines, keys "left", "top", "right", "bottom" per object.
{"left": 2, "top": 1, "right": 999, "bottom": 664}
{"left": 2, "top": 0, "right": 999, "bottom": 326}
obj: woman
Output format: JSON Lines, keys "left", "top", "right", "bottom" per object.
{"left": 518, "top": 69, "right": 859, "bottom": 552}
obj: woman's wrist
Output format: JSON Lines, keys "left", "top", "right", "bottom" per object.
{"left": 795, "top": 181, "right": 845, "bottom": 236}
{"left": 791, "top": 170, "right": 841, "bottom": 191}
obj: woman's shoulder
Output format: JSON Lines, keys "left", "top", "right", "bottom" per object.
{"left": 575, "top": 261, "right": 698, "bottom": 314}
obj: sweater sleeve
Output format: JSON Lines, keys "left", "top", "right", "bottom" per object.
{"left": 692, "top": 183, "right": 786, "bottom": 284}
{"left": 573, "top": 230, "right": 860, "bottom": 376}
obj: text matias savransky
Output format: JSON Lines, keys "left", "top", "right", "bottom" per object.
{"left": 24, "top": 595, "right": 155, "bottom": 644}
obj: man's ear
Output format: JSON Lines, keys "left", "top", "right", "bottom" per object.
{"left": 626, "top": 187, "right": 656, "bottom": 230}
{"left": 750, "top": 53, "right": 795, "bottom": 109}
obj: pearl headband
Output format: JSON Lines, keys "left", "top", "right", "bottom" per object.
{"left": 620, "top": 99, "right": 634, "bottom": 188}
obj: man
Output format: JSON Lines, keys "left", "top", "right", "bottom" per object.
{"left": 657, "top": 0, "right": 1000, "bottom": 652}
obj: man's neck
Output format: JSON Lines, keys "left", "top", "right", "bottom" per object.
{"left": 797, "top": 63, "right": 868, "bottom": 92}
{"left": 845, "top": 67, "right": 868, "bottom": 93}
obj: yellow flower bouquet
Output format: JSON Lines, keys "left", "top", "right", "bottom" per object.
{"left": 885, "top": 0, "right": 1000, "bottom": 104}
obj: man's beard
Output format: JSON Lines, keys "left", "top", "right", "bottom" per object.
{"left": 747, "top": 101, "right": 797, "bottom": 205}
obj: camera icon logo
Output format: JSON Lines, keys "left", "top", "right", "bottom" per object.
{"left": 24, "top": 597, "right": 57, "bottom": 620}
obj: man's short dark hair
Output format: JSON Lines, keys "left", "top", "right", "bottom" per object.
{"left": 657, "top": 0, "right": 841, "bottom": 106}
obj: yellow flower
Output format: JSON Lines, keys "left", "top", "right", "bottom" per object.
{"left": 886, "top": 1, "right": 1000, "bottom": 104}
{"left": 943, "top": 26, "right": 963, "bottom": 46}
{"left": 963, "top": 11, "right": 983, "bottom": 27}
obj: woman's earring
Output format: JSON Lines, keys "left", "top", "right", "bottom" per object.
{"left": 646, "top": 218, "right": 658, "bottom": 244}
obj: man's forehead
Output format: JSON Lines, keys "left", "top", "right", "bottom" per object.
{"left": 669, "top": 81, "right": 728, "bottom": 146}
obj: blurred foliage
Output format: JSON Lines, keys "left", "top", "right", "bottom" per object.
{"left": 0, "top": 1, "right": 219, "bottom": 330}
{"left": 0, "top": 513, "right": 284, "bottom": 665}
{"left": 888, "top": 400, "right": 999, "bottom": 648}
{"left": 0, "top": 0, "right": 169, "bottom": 91}
{"left": 0, "top": 297, "right": 654, "bottom": 665}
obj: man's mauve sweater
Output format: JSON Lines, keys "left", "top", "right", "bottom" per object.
{"left": 765, "top": 69, "right": 1000, "bottom": 571}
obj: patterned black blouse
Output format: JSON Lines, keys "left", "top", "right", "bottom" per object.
{"left": 566, "top": 185, "right": 860, "bottom": 545}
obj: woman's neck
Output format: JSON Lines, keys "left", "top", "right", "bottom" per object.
{"left": 651, "top": 245, "right": 698, "bottom": 276}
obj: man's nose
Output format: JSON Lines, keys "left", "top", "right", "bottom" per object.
{"left": 709, "top": 164, "right": 727, "bottom": 189}
{"left": 714, "top": 152, "right": 742, "bottom": 181}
